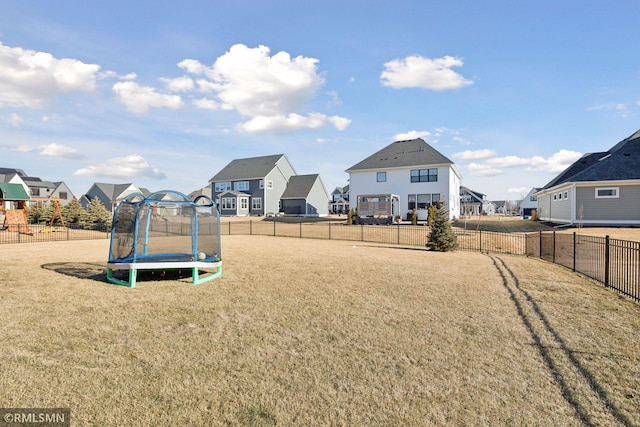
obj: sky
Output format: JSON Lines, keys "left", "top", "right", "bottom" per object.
{"left": 1, "top": 1, "right": 639, "bottom": 202}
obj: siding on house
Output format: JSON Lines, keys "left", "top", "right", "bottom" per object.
{"left": 576, "top": 184, "right": 640, "bottom": 222}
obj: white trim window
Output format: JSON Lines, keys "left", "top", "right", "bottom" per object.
{"left": 252, "top": 197, "right": 262, "bottom": 210}
{"left": 215, "top": 182, "right": 231, "bottom": 192}
{"left": 259, "top": 180, "right": 264, "bottom": 189}
{"left": 240, "top": 197, "right": 248, "bottom": 209}
{"left": 595, "top": 187, "right": 619, "bottom": 198}
{"left": 376, "top": 172, "right": 387, "bottom": 182}
{"left": 234, "top": 181, "right": 249, "bottom": 191}
{"left": 266, "top": 180, "right": 273, "bottom": 189}
{"left": 563, "top": 191, "right": 568, "bottom": 200}
{"left": 221, "top": 197, "right": 236, "bottom": 210}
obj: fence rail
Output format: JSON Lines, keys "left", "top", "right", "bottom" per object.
{"left": 2, "top": 219, "right": 638, "bottom": 303}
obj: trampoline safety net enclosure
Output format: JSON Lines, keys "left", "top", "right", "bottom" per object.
{"left": 107, "top": 190, "right": 222, "bottom": 287}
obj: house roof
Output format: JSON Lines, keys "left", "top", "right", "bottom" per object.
{"left": 90, "top": 183, "right": 138, "bottom": 200}
{"left": 0, "top": 168, "right": 27, "bottom": 177}
{"left": 460, "top": 185, "right": 486, "bottom": 202}
{"left": 281, "top": 174, "right": 319, "bottom": 199}
{"left": 0, "top": 183, "right": 30, "bottom": 201}
{"left": 345, "top": 138, "right": 454, "bottom": 172}
{"left": 542, "top": 129, "right": 640, "bottom": 189}
{"left": 209, "top": 154, "right": 287, "bottom": 182}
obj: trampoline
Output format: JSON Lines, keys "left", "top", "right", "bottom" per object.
{"left": 107, "top": 190, "right": 222, "bottom": 287}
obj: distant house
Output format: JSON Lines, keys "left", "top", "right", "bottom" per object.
{"left": 280, "top": 174, "right": 330, "bottom": 217}
{"left": 460, "top": 186, "right": 495, "bottom": 216}
{"left": 330, "top": 185, "right": 349, "bottom": 214}
{"left": 346, "top": 138, "right": 461, "bottom": 220}
{"left": 493, "top": 200, "right": 507, "bottom": 215}
{"left": 535, "top": 130, "right": 640, "bottom": 226}
{"left": 519, "top": 188, "right": 540, "bottom": 218}
{"left": 0, "top": 168, "right": 74, "bottom": 206}
{"left": 209, "top": 154, "right": 296, "bottom": 216}
{"left": 81, "top": 183, "right": 149, "bottom": 213}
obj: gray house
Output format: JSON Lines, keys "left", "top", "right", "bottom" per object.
{"left": 81, "top": 183, "right": 149, "bottom": 213}
{"left": 280, "top": 174, "right": 330, "bottom": 217}
{"left": 209, "top": 154, "right": 296, "bottom": 216}
{"left": 535, "top": 129, "right": 640, "bottom": 226}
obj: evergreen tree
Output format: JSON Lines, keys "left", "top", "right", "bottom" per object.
{"left": 26, "top": 202, "right": 52, "bottom": 224}
{"left": 61, "top": 198, "right": 87, "bottom": 224}
{"left": 86, "top": 197, "right": 112, "bottom": 227}
{"left": 426, "top": 201, "right": 458, "bottom": 252}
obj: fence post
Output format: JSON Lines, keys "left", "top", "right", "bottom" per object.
{"left": 361, "top": 224, "right": 364, "bottom": 242}
{"left": 479, "top": 230, "right": 482, "bottom": 252}
{"left": 299, "top": 221, "right": 302, "bottom": 238}
{"left": 250, "top": 220, "right": 253, "bottom": 235}
{"left": 328, "top": 222, "right": 331, "bottom": 240}
{"left": 605, "top": 235, "right": 610, "bottom": 287}
{"left": 552, "top": 231, "right": 556, "bottom": 263}
{"left": 228, "top": 221, "right": 231, "bottom": 235}
{"left": 67, "top": 225, "right": 70, "bottom": 241}
{"left": 572, "top": 232, "right": 576, "bottom": 271}
{"left": 539, "top": 231, "right": 542, "bottom": 258}
{"left": 397, "top": 224, "right": 400, "bottom": 245}
{"left": 273, "top": 220, "right": 276, "bottom": 236}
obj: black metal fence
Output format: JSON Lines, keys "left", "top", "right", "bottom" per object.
{"left": 2, "top": 219, "right": 638, "bottom": 303}
{"left": 0, "top": 223, "right": 110, "bottom": 244}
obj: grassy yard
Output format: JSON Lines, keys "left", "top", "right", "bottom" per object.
{"left": 0, "top": 236, "right": 639, "bottom": 426}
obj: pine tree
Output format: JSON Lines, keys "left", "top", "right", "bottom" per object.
{"left": 426, "top": 201, "right": 458, "bottom": 252}
{"left": 61, "top": 198, "right": 87, "bottom": 224}
{"left": 86, "top": 197, "right": 112, "bottom": 227}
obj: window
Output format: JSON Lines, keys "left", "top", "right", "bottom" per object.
{"left": 31, "top": 188, "right": 40, "bottom": 196}
{"left": 252, "top": 197, "right": 262, "bottom": 210}
{"left": 376, "top": 172, "right": 387, "bottom": 182}
{"left": 59, "top": 192, "right": 68, "bottom": 199}
{"left": 221, "top": 197, "right": 236, "bottom": 210}
{"left": 417, "top": 194, "right": 431, "bottom": 209}
{"left": 553, "top": 193, "right": 557, "bottom": 201}
{"left": 266, "top": 180, "right": 273, "bottom": 189}
{"left": 595, "top": 187, "right": 619, "bottom": 198}
{"left": 529, "top": 195, "right": 537, "bottom": 201}
{"left": 408, "top": 194, "right": 416, "bottom": 210}
{"left": 259, "top": 180, "right": 264, "bottom": 189}
{"left": 563, "top": 191, "right": 568, "bottom": 200}
{"left": 215, "top": 182, "right": 231, "bottom": 192}
{"left": 240, "top": 198, "right": 248, "bottom": 209}
{"left": 234, "top": 181, "right": 249, "bottom": 191}
{"left": 410, "top": 168, "right": 438, "bottom": 183}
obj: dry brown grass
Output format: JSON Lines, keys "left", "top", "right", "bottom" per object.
{"left": 0, "top": 236, "right": 639, "bottom": 426}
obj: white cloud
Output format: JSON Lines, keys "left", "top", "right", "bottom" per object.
{"left": 179, "top": 44, "right": 350, "bottom": 132}
{"left": 73, "top": 154, "right": 167, "bottom": 179}
{"left": 507, "top": 187, "right": 529, "bottom": 195}
{"left": 381, "top": 55, "right": 473, "bottom": 90}
{"left": 237, "top": 113, "right": 351, "bottom": 133}
{"left": 0, "top": 41, "right": 100, "bottom": 108}
{"left": 394, "top": 130, "right": 431, "bottom": 141}
{"left": 453, "top": 149, "right": 496, "bottom": 160}
{"left": 39, "top": 143, "right": 84, "bottom": 159}
{"left": 466, "top": 162, "right": 502, "bottom": 176}
{"left": 486, "top": 155, "right": 531, "bottom": 167}
{"left": 192, "top": 98, "right": 219, "bottom": 110}
{"left": 161, "top": 76, "right": 195, "bottom": 92}
{"left": 9, "top": 113, "right": 22, "bottom": 127}
{"left": 529, "top": 149, "right": 582, "bottom": 173}
{"left": 112, "top": 81, "right": 184, "bottom": 115}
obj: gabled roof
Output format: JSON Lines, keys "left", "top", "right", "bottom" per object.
{"left": 209, "top": 154, "right": 287, "bottom": 182}
{"left": 281, "top": 174, "right": 320, "bottom": 199}
{"left": 0, "top": 183, "right": 30, "bottom": 200}
{"left": 460, "top": 185, "right": 486, "bottom": 202}
{"left": 346, "top": 138, "right": 453, "bottom": 172}
{"left": 542, "top": 129, "right": 640, "bottom": 189}
{"left": 0, "top": 168, "right": 27, "bottom": 177}
{"left": 90, "top": 183, "right": 137, "bottom": 200}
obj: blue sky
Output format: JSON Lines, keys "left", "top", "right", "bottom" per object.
{"left": 1, "top": 1, "right": 639, "bottom": 201}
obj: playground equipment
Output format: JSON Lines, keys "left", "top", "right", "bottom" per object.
{"left": 40, "top": 198, "right": 66, "bottom": 233}
{"left": 107, "top": 190, "right": 222, "bottom": 288}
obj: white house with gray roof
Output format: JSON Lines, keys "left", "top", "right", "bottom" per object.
{"left": 346, "top": 138, "right": 461, "bottom": 220}
{"left": 209, "top": 154, "right": 296, "bottom": 216}
{"left": 81, "top": 183, "right": 149, "bottom": 213}
{"left": 280, "top": 174, "right": 330, "bottom": 217}
{"left": 535, "top": 129, "right": 640, "bottom": 226}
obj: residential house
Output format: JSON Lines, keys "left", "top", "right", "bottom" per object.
{"left": 81, "top": 183, "right": 149, "bottom": 213}
{"left": 209, "top": 154, "right": 296, "bottom": 216}
{"left": 493, "top": 200, "right": 507, "bottom": 215}
{"left": 330, "top": 185, "right": 349, "bottom": 214}
{"left": 346, "top": 138, "right": 461, "bottom": 220}
{"left": 460, "top": 186, "right": 495, "bottom": 216}
{"left": 535, "top": 129, "right": 640, "bottom": 226}
{"left": 0, "top": 168, "right": 30, "bottom": 210}
{"left": 519, "top": 187, "right": 540, "bottom": 218}
{"left": 0, "top": 168, "right": 74, "bottom": 206}
{"left": 280, "top": 174, "right": 330, "bottom": 217}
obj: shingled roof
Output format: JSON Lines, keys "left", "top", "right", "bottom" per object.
{"left": 542, "top": 129, "right": 640, "bottom": 189}
{"left": 280, "top": 174, "right": 320, "bottom": 199}
{"left": 209, "top": 154, "right": 288, "bottom": 182}
{"left": 345, "top": 138, "right": 454, "bottom": 172}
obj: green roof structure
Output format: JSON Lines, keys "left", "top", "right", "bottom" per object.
{"left": 0, "top": 183, "right": 30, "bottom": 201}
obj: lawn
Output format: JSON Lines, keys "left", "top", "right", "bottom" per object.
{"left": 0, "top": 236, "right": 638, "bottom": 426}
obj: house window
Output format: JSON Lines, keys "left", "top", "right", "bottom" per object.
{"left": 240, "top": 198, "right": 248, "bottom": 209}
{"left": 221, "top": 197, "right": 236, "bottom": 210}
{"left": 31, "top": 188, "right": 40, "bottom": 196}
{"left": 376, "top": 172, "right": 387, "bottom": 182}
{"left": 595, "top": 187, "right": 619, "bottom": 198}
{"left": 234, "top": 181, "right": 249, "bottom": 191}
{"left": 259, "top": 180, "right": 264, "bottom": 189}
{"left": 417, "top": 194, "right": 431, "bottom": 209}
{"left": 266, "top": 180, "right": 273, "bottom": 189}
{"left": 530, "top": 195, "right": 537, "bottom": 201}
{"left": 59, "top": 192, "right": 68, "bottom": 199}
{"left": 215, "top": 182, "right": 231, "bottom": 192}
{"left": 252, "top": 197, "right": 262, "bottom": 210}
{"left": 553, "top": 193, "right": 557, "bottom": 201}
{"left": 563, "top": 191, "right": 568, "bottom": 200}
{"left": 408, "top": 194, "right": 416, "bottom": 210}
{"left": 410, "top": 168, "right": 438, "bottom": 183}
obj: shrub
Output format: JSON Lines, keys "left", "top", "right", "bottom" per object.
{"left": 426, "top": 201, "right": 458, "bottom": 252}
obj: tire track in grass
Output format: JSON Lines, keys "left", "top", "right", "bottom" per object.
{"left": 490, "top": 255, "right": 632, "bottom": 427}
